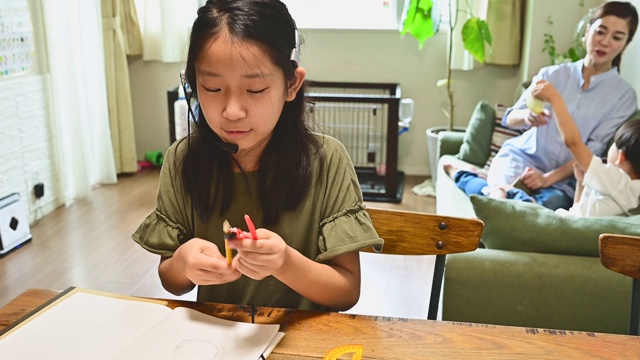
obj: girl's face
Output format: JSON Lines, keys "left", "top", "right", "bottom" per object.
{"left": 195, "top": 32, "right": 305, "bottom": 158}
{"left": 585, "top": 15, "right": 630, "bottom": 68}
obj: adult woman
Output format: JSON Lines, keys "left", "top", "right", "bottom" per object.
{"left": 133, "top": 0, "right": 382, "bottom": 311}
{"left": 476, "top": 1, "right": 638, "bottom": 210}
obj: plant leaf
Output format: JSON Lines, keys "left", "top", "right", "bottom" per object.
{"left": 478, "top": 19, "right": 492, "bottom": 46}
{"left": 567, "top": 47, "right": 580, "bottom": 61}
{"left": 401, "top": 0, "right": 436, "bottom": 49}
{"left": 461, "top": 18, "right": 492, "bottom": 63}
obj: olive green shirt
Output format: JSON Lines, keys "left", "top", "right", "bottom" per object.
{"left": 132, "top": 134, "right": 383, "bottom": 311}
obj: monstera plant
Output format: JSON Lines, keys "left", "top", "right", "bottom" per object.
{"left": 401, "top": 0, "right": 492, "bottom": 131}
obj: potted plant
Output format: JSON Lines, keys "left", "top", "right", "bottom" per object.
{"left": 542, "top": 4, "right": 594, "bottom": 65}
{"left": 401, "top": 0, "right": 492, "bottom": 181}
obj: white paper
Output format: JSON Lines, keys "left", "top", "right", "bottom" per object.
{"left": 0, "top": 292, "right": 171, "bottom": 360}
{"left": 263, "top": 332, "right": 285, "bottom": 359}
{"left": 0, "top": 291, "right": 282, "bottom": 360}
{"left": 114, "top": 307, "right": 280, "bottom": 360}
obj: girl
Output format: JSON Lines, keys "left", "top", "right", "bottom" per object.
{"left": 133, "top": 0, "right": 382, "bottom": 311}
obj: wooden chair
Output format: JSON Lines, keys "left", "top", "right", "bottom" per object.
{"left": 363, "top": 207, "right": 484, "bottom": 320}
{"left": 599, "top": 233, "right": 640, "bottom": 335}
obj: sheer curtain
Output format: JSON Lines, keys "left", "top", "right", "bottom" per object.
{"left": 42, "top": 0, "right": 117, "bottom": 206}
{"left": 135, "top": 0, "right": 199, "bottom": 62}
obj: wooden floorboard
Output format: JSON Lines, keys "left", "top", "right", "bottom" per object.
{"left": 0, "top": 168, "right": 435, "bottom": 308}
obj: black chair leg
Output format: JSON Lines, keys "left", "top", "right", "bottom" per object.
{"left": 428, "top": 254, "right": 446, "bottom": 320}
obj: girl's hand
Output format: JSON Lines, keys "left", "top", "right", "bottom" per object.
{"left": 521, "top": 166, "right": 549, "bottom": 190}
{"left": 573, "top": 162, "right": 585, "bottom": 182}
{"left": 228, "top": 228, "right": 288, "bottom": 280}
{"left": 531, "top": 80, "right": 561, "bottom": 104}
{"left": 526, "top": 80, "right": 563, "bottom": 128}
{"left": 173, "top": 238, "right": 242, "bottom": 285}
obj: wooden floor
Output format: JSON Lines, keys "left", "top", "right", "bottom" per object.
{"left": 0, "top": 168, "right": 435, "bottom": 308}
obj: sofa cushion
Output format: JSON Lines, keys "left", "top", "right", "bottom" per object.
{"left": 436, "top": 155, "right": 478, "bottom": 218}
{"left": 470, "top": 195, "right": 640, "bottom": 257}
{"left": 455, "top": 100, "right": 495, "bottom": 167}
{"left": 482, "top": 105, "right": 523, "bottom": 172}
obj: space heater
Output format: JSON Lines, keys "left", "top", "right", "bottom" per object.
{"left": 0, "top": 193, "right": 32, "bottom": 255}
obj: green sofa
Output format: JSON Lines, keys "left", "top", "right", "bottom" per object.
{"left": 436, "top": 101, "right": 640, "bottom": 334}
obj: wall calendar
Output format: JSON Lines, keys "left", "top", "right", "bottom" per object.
{"left": 0, "top": 0, "right": 34, "bottom": 78}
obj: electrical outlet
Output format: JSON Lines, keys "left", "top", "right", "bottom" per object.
{"left": 34, "top": 183, "right": 44, "bottom": 199}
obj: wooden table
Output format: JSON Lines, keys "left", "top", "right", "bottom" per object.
{"left": 1, "top": 289, "right": 639, "bottom": 359}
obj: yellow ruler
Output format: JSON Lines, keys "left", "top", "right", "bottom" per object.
{"left": 324, "top": 344, "right": 364, "bottom": 360}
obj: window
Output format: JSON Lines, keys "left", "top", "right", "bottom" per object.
{"left": 282, "top": 0, "right": 403, "bottom": 30}
{"left": 177, "top": 1, "right": 451, "bottom": 32}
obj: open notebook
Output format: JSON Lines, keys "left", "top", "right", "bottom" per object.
{"left": 0, "top": 288, "right": 284, "bottom": 360}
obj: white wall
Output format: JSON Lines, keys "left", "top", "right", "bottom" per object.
{"left": 0, "top": 75, "right": 59, "bottom": 221}
{"left": 621, "top": 0, "right": 640, "bottom": 94}
{"left": 0, "top": 1, "right": 59, "bottom": 222}
{"left": 520, "top": 0, "right": 604, "bottom": 83}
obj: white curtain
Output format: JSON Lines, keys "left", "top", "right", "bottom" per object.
{"left": 42, "top": 0, "right": 117, "bottom": 206}
{"left": 135, "top": 0, "right": 199, "bottom": 62}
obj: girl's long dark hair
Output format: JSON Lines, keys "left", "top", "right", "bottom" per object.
{"left": 590, "top": 1, "right": 638, "bottom": 71}
{"left": 181, "top": 0, "right": 324, "bottom": 226}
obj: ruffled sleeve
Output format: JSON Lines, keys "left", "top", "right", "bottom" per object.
{"left": 132, "top": 209, "right": 188, "bottom": 256}
{"left": 316, "top": 203, "right": 382, "bottom": 263}
{"left": 132, "top": 142, "right": 193, "bottom": 256}
{"left": 313, "top": 136, "right": 383, "bottom": 263}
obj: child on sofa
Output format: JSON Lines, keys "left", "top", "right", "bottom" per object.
{"left": 442, "top": 165, "right": 537, "bottom": 203}
{"left": 531, "top": 80, "right": 640, "bottom": 217}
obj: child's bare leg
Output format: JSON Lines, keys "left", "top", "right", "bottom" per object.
{"left": 443, "top": 163, "right": 460, "bottom": 178}
{"left": 488, "top": 185, "right": 509, "bottom": 199}
{"left": 488, "top": 185, "right": 538, "bottom": 203}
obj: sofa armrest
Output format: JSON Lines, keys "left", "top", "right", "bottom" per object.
{"left": 436, "top": 155, "right": 476, "bottom": 218}
{"left": 437, "top": 131, "right": 465, "bottom": 159}
{"left": 443, "top": 249, "right": 631, "bottom": 334}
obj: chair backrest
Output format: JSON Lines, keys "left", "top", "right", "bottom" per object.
{"left": 363, "top": 207, "right": 484, "bottom": 320}
{"left": 599, "top": 233, "right": 640, "bottom": 335}
{"left": 599, "top": 233, "right": 640, "bottom": 279}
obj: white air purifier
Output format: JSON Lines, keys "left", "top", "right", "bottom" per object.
{"left": 0, "top": 193, "right": 32, "bottom": 255}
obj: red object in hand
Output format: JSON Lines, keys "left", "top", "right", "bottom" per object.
{"left": 244, "top": 214, "right": 258, "bottom": 240}
{"left": 224, "top": 227, "right": 246, "bottom": 240}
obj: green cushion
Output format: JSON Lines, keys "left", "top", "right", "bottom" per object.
{"left": 470, "top": 195, "right": 640, "bottom": 257}
{"left": 455, "top": 100, "right": 495, "bottom": 167}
